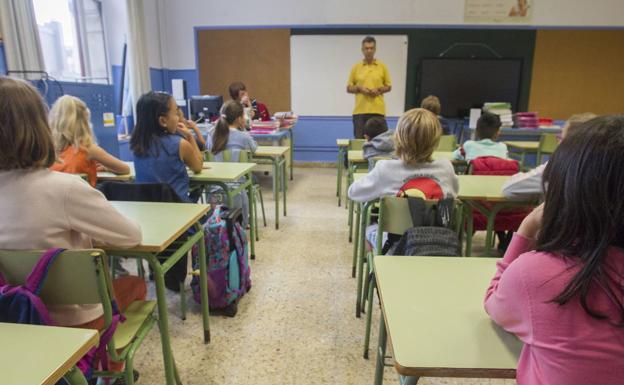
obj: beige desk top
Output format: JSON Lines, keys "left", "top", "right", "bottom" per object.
{"left": 374, "top": 256, "right": 520, "bottom": 378}
{"left": 103, "top": 201, "right": 209, "bottom": 253}
{"left": 337, "top": 139, "right": 350, "bottom": 147}
{"left": 96, "top": 161, "right": 135, "bottom": 181}
{"left": 0, "top": 323, "right": 99, "bottom": 385}
{"left": 504, "top": 141, "right": 539, "bottom": 151}
{"left": 457, "top": 175, "right": 511, "bottom": 202}
{"left": 254, "top": 146, "right": 289, "bottom": 157}
{"left": 189, "top": 162, "right": 256, "bottom": 182}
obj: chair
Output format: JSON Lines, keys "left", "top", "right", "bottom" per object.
{"left": 537, "top": 133, "right": 559, "bottom": 165}
{"left": 347, "top": 139, "right": 368, "bottom": 242}
{"left": 205, "top": 149, "right": 266, "bottom": 241}
{"left": 0, "top": 249, "right": 158, "bottom": 385}
{"left": 361, "top": 196, "right": 460, "bottom": 359}
{"left": 467, "top": 157, "right": 532, "bottom": 251}
{"left": 98, "top": 181, "right": 192, "bottom": 320}
{"left": 436, "top": 135, "right": 458, "bottom": 151}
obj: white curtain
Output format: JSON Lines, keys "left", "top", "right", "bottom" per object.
{"left": 125, "top": 0, "right": 151, "bottom": 115}
{"left": 0, "top": 0, "right": 45, "bottom": 79}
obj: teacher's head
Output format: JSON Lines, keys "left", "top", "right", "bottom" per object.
{"left": 361, "top": 36, "right": 376, "bottom": 63}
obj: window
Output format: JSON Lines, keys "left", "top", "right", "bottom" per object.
{"left": 33, "top": 0, "right": 109, "bottom": 83}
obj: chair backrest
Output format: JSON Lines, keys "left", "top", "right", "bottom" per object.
{"left": 349, "top": 139, "right": 365, "bottom": 151}
{"left": 0, "top": 249, "right": 110, "bottom": 308}
{"left": 436, "top": 135, "right": 457, "bottom": 151}
{"left": 469, "top": 156, "right": 519, "bottom": 176}
{"left": 539, "top": 133, "right": 559, "bottom": 154}
{"left": 98, "top": 181, "right": 184, "bottom": 203}
{"left": 206, "top": 149, "right": 250, "bottom": 163}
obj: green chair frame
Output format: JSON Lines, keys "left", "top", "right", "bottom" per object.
{"left": 359, "top": 197, "right": 462, "bottom": 359}
{"left": 347, "top": 139, "right": 368, "bottom": 243}
{"left": 205, "top": 150, "right": 267, "bottom": 241}
{"left": 537, "top": 133, "right": 559, "bottom": 165}
{"left": 0, "top": 249, "right": 159, "bottom": 385}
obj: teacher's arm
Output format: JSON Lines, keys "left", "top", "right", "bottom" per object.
{"left": 347, "top": 65, "right": 367, "bottom": 95}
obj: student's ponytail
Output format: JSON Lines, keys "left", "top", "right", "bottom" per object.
{"left": 211, "top": 100, "right": 245, "bottom": 154}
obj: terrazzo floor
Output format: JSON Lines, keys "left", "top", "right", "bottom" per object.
{"left": 127, "top": 167, "right": 517, "bottom": 385}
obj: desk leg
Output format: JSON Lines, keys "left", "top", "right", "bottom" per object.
{"left": 273, "top": 158, "right": 279, "bottom": 230}
{"left": 148, "top": 257, "right": 177, "bottom": 385}
{"left": 64, "top": 366, "right": 89, "bottom": 385}
{"left": 288, "top": 129, "right": 294, "bottom": 180}
{"left": 195, "top": 223, "right": 210, "bottom": 343}
{"left": 281, "top": 157, "right": 287, "bottom": 217}
{"left": 337, "top": 148, "right": 343, "bottom": 206}
{"left": 352, "top": 202, "right": 361, "bottom": 278}
{"left": 355, "top": 202, "right": 370, "bottom": 318}
{"left": 465, "top": 204, "right": 474, "bottom": 257}
{"left": 247, "top": 177, "right": 256, "bottom": 259}
{"left": 373, "top": 315, "right": 387, "bottom": 385}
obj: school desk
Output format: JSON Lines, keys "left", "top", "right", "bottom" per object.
{"left": 462, "top": 126, "right": 561, "bottom": 143}
{"left": 100, "top": 201, "right": 210, "bottom": 385}
{"left": 373, "top": 256, "right": 521, "bottom": 385}
{"left": 504, "top": 141, "right": 539, "bottom": 169}
{"left": 0, "top": 323, "right": 99, "bottom": 385}
{"left": 458, "top": 175, "right": 536, "bottom": 257}
{"left": 253, "top": 146, "right": 288, "bottom": 229}
{"left": 250, "top": 122, "right": 295, "bottom": 181}
{"left": 336, "top": 139, "right": 350, "bottom": 207}
{"left": 96, "top": 161, "right": 136, "bottom": 182}
{"left": 347, "top": 151, "right": 369, "bottom": 243}
{"left": 189, "top": 162, "right": 257, "bottom": 259}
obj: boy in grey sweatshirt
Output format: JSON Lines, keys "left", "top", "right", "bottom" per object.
{"left": 362, "top": 117, "right": 396, "bottom": 170}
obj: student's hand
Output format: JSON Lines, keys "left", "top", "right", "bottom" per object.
{"left": 241, "top": 95, "right": 252, "bottom": 107}
{"left": 96, "top": 164, "right": 107, "bottom": 172}
{"left": 370, "top": 88, "right": 381, "bottom": 96}
{"left": 177, "top": 122, "right": 193, "bottom": 141}
{"left": 517, "top": 203, "right": 544, "bottom": 240}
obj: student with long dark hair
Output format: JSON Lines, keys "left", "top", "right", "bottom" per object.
{"left": 485, "top": 115, "right": 624, "bottom": 385}
{"left": 131, "top": 91, "right": 203, "bottom": 202}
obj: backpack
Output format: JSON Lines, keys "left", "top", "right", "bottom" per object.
{"left": 0, "top": 248, "right": 124, "bottom": 384}
{"left": 383, "top": 197, "right": 460, "bottom": 257}
{"left": 191, "top": 205, "right": 251, "bottom": 317}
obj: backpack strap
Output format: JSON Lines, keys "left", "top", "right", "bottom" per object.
{"left": 24, "top": 248, "right": 65, "bottom": 295}
{"left": 406, "top": 197, "right": 430, "bottom": 227}
{"left": 434, "top": 198, "right": 454, "bottom": 228}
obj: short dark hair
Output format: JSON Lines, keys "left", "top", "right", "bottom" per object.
{"left": 228, "top": 81, "right": 246, "bottom": 100}
{"left": 539, "top": 115, "right": 624, "bottom": 324}
{"left": 476, "top": 112, "right": 501, "bottom": 140}
{"left": 363, "top": 117, "right": 388, "bottom": 139}
{"left": 362, "top": 36, "right": 376, "bottom": 45}
{"left": 420, "top": 95, "right": 441, "bottom": 115}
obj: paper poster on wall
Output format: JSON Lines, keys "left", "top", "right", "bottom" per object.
{"left": 464, "top": 0, "right": 532, "bottom": 23}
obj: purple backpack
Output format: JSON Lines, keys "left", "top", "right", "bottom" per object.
{"left": 0, "top": 248, "right": 124, "bottom": 383}
{"left": 191, "top": 205, "right": 251, "bottom": 315}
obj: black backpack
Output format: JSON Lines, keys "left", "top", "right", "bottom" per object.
{"left": 383, "top": 197, "right": 460, "bottom": 257}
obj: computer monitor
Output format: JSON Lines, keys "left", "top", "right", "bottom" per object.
{"left": 190, "top": 95, "right": 223, "bottom": 122}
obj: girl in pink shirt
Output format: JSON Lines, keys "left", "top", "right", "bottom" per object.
{"left": 485, "top": 115, "right": 624, "bottom": 385}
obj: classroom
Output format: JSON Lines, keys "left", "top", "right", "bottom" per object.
{"left": 0, "top": 0, "right": 623, "bottom": 384}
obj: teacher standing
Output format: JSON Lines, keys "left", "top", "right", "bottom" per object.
{"left": 346, "top": 36, "right": 392, "bottom": 139}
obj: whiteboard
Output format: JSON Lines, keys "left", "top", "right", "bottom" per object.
{"left": 290, "top": 35, "right": 408, "bottom": 117}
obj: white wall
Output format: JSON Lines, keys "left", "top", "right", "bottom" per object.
{"left": 158, "top": 0, "right": 624, "bottom": 70}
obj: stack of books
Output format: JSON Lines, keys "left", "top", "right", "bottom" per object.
{"left": 250, "top": 120, "right": 280, "bottom": 134}
{"left": 514, "top": 112, "right": 539, "bottom": 129}
{"left": 273, "top": 112, "right": 298, "bottom": 128}
{"left": 483, "top": 102, "right": 513, "bottom": 128}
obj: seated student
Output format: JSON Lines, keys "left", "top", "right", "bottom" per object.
{"left": 420, "top": 94, "right": 450, "bottom": 134}
{"left": 362, "top": 116, "right": 395, "bottom": 170}
{"left": 177, "top": 106, "right": 208, "bottom": 151}
{"left": 228, "top": 81, "right": 270, "bottom": 127}
{"left": 502, "top": 112, "right": 597, "bottom": 199}
{"left": 210, "top": 100, "right": 258, "bottom": 226}
{"left": 453, "top": 112, "right": 507, "bottom": 161}
{"left": 348, "top": 108, "right": 459, "bottom": 246}
{"left": 49, "top": 95, "right": 130, "bottom": 187}
{"left": 131, "top": 91, "right": 203, "bottom": 203}
{"left": 0, "top": 76, "right": 145, "bottom": 329}
{"left": 484, "top": 115, "right": 624, "bottom": 385}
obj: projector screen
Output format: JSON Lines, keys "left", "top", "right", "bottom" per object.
{"left": 419, "top": 58, "right": 523, "bottom": 118}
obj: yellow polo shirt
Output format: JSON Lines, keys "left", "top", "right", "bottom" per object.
{"left": 347, "top": 59, "right": 392, "bottom": 115}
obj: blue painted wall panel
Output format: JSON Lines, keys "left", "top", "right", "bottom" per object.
{"left": 0, "top": 43, "right": 7, "bottom": 75}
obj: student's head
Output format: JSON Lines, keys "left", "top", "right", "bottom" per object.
{"left": 49, "top": 95, "right": 94, "bottom": 152}
{"left": 475, "top": 112, "right": 502, "bottom": 140}
{"left": 361, "top": 36, "right": 376, "bottom": 61}
{"left": 0, "top": 76, "right": 55, "bottom": 170}
{"left": 130, "top": 91, "right": 179, "bottom": 156}
{"left": 394, "top": 108, "right": 441, "bottom": 165}
{"left": 228, "top": 82, "right": 248, "bottom": 101}
{"left": 363, "top": 117, "right": 389, "bottom": 141}
{"left": 561, "top": 112, "right": 597, "bottom": 139}
{"left": 539, "top": 115, "right": 624, "bottom": 321}
{"left": 212, "top": 100, "right": 245, "bottom": 154}
{"left": 420, "top": 95, "right": 441, "bottom": 116}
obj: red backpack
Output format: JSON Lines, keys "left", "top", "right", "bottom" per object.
{"left": 396, "top": 177, "right": 444, "bottom": 199}
{"left": 469, "top": 156, "right": 532, "bottom": 231}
